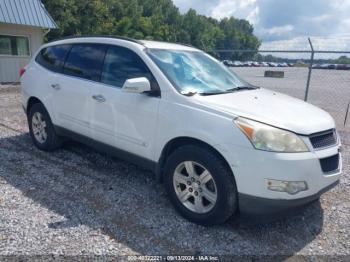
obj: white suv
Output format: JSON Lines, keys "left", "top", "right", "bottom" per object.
{"left": 21, "top": 36, "right": 341, "bottom": 225}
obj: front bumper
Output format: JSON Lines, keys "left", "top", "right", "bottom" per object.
{"left": 219, "top": 136, "right": 342, "bottom": 222}
{"left": 238, "top": 180, "right": 339, "bottom": 222}
{"left": 224, "top": 141, "right": 341, "bottom": 199}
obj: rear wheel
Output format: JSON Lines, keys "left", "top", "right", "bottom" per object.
{"left": 28, "top": 103, "right": 62, "bottom": 151}
{"left": 164, "top": 145, "right": 237, "bottom": 226}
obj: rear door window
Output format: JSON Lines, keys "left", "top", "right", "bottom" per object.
{"left": 63, "top": 44, "right": 107, "bottom": 82}
{"left": 35, "top": 45, "right": 71, "bottom": 73}
{"left": 101, "top": 45, "right": 158, "bottom": 90}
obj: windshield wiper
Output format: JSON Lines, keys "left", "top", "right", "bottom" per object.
{"left": 182, "top": 91, "right": 226, "bottom": 96}
{"left": 183, "top": 86, "right": 260, "bottom": 96}
{"left": 181, "top": 91, "right": 199, "bottom": 96}
{"left": 198, "top": 91, "right": 228, "bottom": 96}
{"left": 226, "top": 85, "right": 260, "bottom": 92}
{"left": 199, "top": 86, "right": 259, "bottom": 96}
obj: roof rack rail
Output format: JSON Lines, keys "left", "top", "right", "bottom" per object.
{"left": 176, "top": 42, "right": 196, "bottom": 48}
{"left": 141, "top": 38, "right": 197, "bottom": 49}
{"left": 49, "top": 35, "right": 144, "bottom": 45}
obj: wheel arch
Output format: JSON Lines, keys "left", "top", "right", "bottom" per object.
{"left": 26, "top": 96, "right": 44, "bottom": 116}
{"left": 156, "top": 136, "right": 234, "bottom": 183}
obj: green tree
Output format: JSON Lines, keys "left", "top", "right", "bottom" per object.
{"left": 42, "top": 0, "right": 261, "bottom": 54}
{"left": 333, "top": 56, "right": 350, "bottom": 64}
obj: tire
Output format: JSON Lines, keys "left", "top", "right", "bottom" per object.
{"left": 164, "top": 145, "right": 237, "bottom": 226}
{"left": 28, "top": 103, "right": 62, "bottom": 151}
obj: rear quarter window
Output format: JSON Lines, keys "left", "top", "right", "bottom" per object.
{"left": 35, "top": 45, "right": 71, "bottom": 73}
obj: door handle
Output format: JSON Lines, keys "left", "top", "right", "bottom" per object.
{"left": 51, "top": 83, "right": 61, "bottom": 90}
{"left": 92, "top": 94, "right": 106, "bottom": 103}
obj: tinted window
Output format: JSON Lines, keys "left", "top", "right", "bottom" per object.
{"left": 36, "top": 45, "right": 71, "bottom": 72}
{"left": 101, "top": 46, "right": 158, "bottom": 89}
{"left": 63, "top": 44, "right": 106, "bottom": 81}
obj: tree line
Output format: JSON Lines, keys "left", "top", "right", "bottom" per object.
{"left": 332, "top": 56, "right": 350, "bottom": 64}
{"left": 256, "top": 54, "right": 350, "bottom": 64}
{"left": 42, "top": 0, "right": 260, "bottom": 60}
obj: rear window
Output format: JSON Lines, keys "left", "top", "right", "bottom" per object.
{"left": 35, "top": 45, "right": 71, "bottom": 72}
{"left": 63, "top": 44, "right": 106, "bottom": 81}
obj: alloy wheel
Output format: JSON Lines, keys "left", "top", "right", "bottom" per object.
{"left": 173, "top": 161, "right": 217, "bottom": 214}
{"left": 32, "top": 112, "right": 47, "bottom": 143}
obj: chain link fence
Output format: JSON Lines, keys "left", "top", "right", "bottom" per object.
{"left": 213, "top": 37, "right": 350, "bottom": 133}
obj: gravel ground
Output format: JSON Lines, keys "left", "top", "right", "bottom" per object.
{"left": 0, "top": 84, "right": 349, "bottom": 259}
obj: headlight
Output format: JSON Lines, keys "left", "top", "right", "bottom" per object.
{"left": 234, "top": 117, "right": 309, "bottom": 152}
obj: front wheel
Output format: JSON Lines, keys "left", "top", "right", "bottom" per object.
{"left": 164, "top": 145, "right": 238, "bottom": 226}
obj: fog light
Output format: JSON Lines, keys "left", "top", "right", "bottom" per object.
{"left": 266, "top": 179, "right": 308, "bottom": 195}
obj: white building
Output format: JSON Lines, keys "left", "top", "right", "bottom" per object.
{"left": 0, "top": 0, "right": 57, "bottom": 83}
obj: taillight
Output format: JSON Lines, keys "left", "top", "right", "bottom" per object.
{"left": 19, "top": 68, "right": 26, "bottom": 77}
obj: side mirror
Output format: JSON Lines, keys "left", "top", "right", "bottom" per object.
{"left": 122, "top": 77, "right": 151, "bottom": 94}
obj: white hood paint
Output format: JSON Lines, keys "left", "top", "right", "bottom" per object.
{"left": 194, "top": 88, "right": 335, "bottom": 135}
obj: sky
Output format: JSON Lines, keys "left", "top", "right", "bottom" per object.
{"left": 172, "top": 0, "right": 350, "bottom": 52}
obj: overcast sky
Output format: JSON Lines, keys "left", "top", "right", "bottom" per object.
{"left": 172, "top": 0, "right": 350, "bottom": 51}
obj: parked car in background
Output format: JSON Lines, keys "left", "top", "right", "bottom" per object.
{"left": 335, "top": 64, "right": 350, "bottom": 70}
{"left": 232, "top": 61, "right": 243, "bottom": 67}
{"left": 267, "top": 62, "right": 278, "bottom": 67}
{"left": 312, "top": 64, "right": 322, "bottom": 69}
{"left": 223, "top": 60, "right": 296, "bottom": 68}
{"left": 280, "top": 62, "right": 289, "bottom": 67}
{"left": 245, "top": 61, "right": 253, "bottom": 67}
{"left": 21, "top": 36, "right": 341, "bottom": 226}
{"left": 260, "top": 62, "right": 269, "bottom": 67}
{"left": 222, "top": 60, "right": 233, "bottom": 67}
{"left": 320, "top": 64, "right": 330, "bottom": 69}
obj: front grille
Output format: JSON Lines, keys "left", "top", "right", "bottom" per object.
{"left": 320, "top": 154, "right": 339, "bottom": 173}
{"left": 310, "top": 129, "right": 337, "bottom": 149}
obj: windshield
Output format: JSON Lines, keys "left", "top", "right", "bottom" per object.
{"left": 146, "top": 48, "right": 254, "bottom": 95}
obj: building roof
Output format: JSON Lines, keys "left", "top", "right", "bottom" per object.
{"left": 0, "top": 0, "right": 57, "bottom": 29}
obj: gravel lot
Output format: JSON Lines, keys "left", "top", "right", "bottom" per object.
{"left": 0, "top": 84, "right": 349, "bottom": 259}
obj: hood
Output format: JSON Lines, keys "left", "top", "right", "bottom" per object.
{"left": 194, "top": 88, "right": 335, "bottom": 135}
